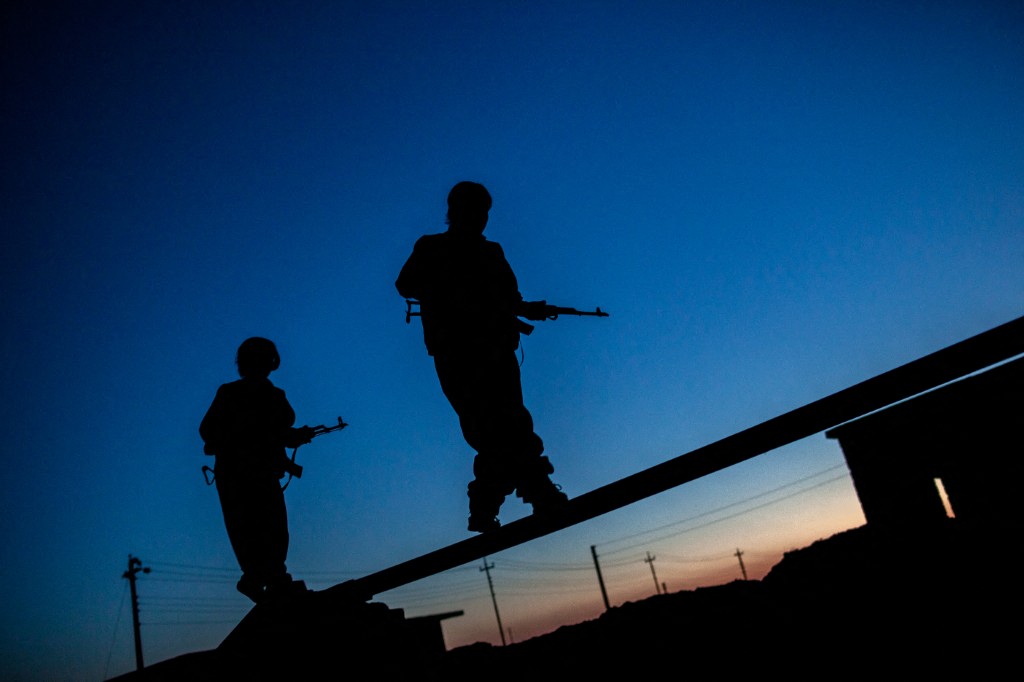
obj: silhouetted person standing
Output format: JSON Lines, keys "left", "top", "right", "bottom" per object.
{"left": 200, "top": 337, "right": 313, "bottom": 602}
{"left": 396, "top": 181, "right": 568, "bottom": 533}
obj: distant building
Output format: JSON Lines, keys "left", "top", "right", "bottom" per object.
{"left": 826, "top": 355, "right": 1022, "bottom": 530}
{"left": 404, "top": 609, "right": 465, "bottom": 657}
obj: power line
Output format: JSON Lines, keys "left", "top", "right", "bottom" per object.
{"left": 493, "top": 582, "right": 608, "bottom": 598}
{"left": 496, "top": 556, "right": 636, "bottom": 571}
{"left": 144, "top": 605, "right": 247, "bottom": 614}
{"left": 145, "top": 577, "right": 237, "bottom": 585}
{"left": 142, "top": 620, "right": 242, "bottom": 627}
{"left": 601, "top": 473, "right": 851, "bottom": 556}
{"left": 657, "top": 550, "right": 736, "bottom": 564}
{"left": 598, "top": 464, "right": 849, "bottom": 552}
{"left": 146, "top": 561, "right": 238, "bottom": 572}
{"left": 144, "top": 595, "right": 243, "bottom": 603}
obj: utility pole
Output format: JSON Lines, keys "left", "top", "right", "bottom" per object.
{"left": 590, "top": 545, "right": 611, "bottom": 611}
{"left": 735, "top": 548, "right": 748, "bottom": 580}
{"left": 122, "top": 554, "right": 150, "bottom": 671}
{"left": 480, "top": 557, "right": 506, "bottom": 646}
{"left": 643, "top": 552, "right": 661, "bottom": 595}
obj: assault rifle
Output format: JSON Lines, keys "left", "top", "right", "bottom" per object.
{"left": 202, "top": 417, "right": 348, "bottom": 488}
{"left": 281, "top": 417, "right": 348, "bottom": 489}
{"left": 403, "top": 299, "right": 609, "bottom": 327}
{"left": 519, "top": 302, "right": 609, "bottom": 335}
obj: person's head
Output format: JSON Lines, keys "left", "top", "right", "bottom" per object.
{"left": 235, "top": 337, "right": 280, "bottom": 378}
{"left": 446, "top": 181, "right": 491, "bottom": 236}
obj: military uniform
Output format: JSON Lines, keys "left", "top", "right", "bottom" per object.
{"left": 200, "top": 376, "right": 298, "bottom": 600}
{"left": 397, "top": 229, "right": 566, "bottom": 532}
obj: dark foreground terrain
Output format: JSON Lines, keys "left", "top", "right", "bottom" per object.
{"left": 114, "top": 519, "right": 1015, "bottom": 680}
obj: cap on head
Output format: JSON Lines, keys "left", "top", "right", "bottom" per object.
{"left": 236, "top": 337, "right": 280, "bottom": 377}
{"left": 446, "top": 181, "right": 492, "bottom": 231}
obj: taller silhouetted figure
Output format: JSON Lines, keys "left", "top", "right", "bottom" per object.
{"left": 200, "top": 337, "right": 313, "bottom": 602}
{"left": 396, "top": 181, "right": 568, "bottom": 533}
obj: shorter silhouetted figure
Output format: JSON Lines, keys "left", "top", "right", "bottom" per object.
{"left": 200, "top": 337, "right": 314, "bottom": 603}
{"left": 396, "top": 181, "right": 569, "bottom": 533}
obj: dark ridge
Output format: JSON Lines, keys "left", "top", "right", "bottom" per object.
{"left": 111, "top": 518, "right": 1014, "bottom": 680}
{"left": 434, "top": 519, "right": 1011, "bottom": 679}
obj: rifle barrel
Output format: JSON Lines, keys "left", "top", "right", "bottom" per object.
{"left": 547, "top": 306, "right": 609, "bottom": 318}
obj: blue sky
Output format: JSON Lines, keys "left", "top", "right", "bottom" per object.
{"left": 2, "top": 1, "right": 1022, "bottom": 679}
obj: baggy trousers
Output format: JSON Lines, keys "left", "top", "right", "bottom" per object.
{"left": 433, "top": 346, "right": 550, "bottom": 515}
{"left": 215, "top": 469, "right": 289, "bottom": 586}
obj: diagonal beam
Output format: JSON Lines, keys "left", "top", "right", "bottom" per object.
{"left": 324, "top": 314, "right": 1024, "bottom": 604}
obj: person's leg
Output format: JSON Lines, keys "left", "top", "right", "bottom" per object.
{"left": 216, "top": 475, "right": 267, "bottom": 602}
{"left": 467, "top": 452, "right": 516, "bottom": 531}
{"left": 435, "top": 348, "right": 567, "bottom": 529}
{"left": 435, "top": 351, "right": 516, "bottom": 531}
{"left": 254, "top": 476, "right": 291, "bottom": 593}
{"left": 514, "top": 454, "right": 569, "bottom": 513}
{"left": 484, "top": 352, "right": 568, "bottom": 514}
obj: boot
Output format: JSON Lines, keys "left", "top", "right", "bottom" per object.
{"left": 516, "top": 456, "right": 569, "bottom": 515}
{"left": 467, "top": 480, "right": 504, "bottom": 533}
{"left": 519, "top": 478, "right": 569, "bottom": 515}
{"left": 236, "top": 574, "right": 265, "bottom": 603}
{"left": 467, "top": 514, "right": 501, "bottom": 533}
{"left": 264, "top": 573, "right": 308, "bottom": 600}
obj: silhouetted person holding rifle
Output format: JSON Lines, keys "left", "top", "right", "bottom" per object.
{"left": 396, "top": 181, "right": 571, "bottom": 533}
{"left": 199, "top": 337, "right": 314, "bottom": 602}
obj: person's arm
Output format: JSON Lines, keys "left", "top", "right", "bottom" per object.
{"left": 273, "top": 388, "right": 314, "bottom": 449}
{"left": 518, "top": 299, "right": 549, "bottom": 320}
{"left": 283, "top": 425, "right": 315, "bottom": 448}
{"left": 488, "top": 242, "right": 528, "bottom": 317}
{"left": 396, "top": 239, "right": 426, "bottom": 300}
{"left": 198, "top": 386, "right": 228, "bottom": 455}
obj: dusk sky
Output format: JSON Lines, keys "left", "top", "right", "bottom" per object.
{"left": 2, "top": 2, "right": 1022, "bottom": 680}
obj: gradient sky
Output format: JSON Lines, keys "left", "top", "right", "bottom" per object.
{"left": 3, "top": 1, "right": 1022, "bottom": 680}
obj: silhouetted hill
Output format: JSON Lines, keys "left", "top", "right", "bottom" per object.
{"left": 113, "top": 520, "right": 1013, "bottom": 680}
{"left": 433, "top": 520, "right": 1012, "bottom": 679}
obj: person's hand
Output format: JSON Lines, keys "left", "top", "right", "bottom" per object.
{"left": 520, "top": 300, "right": 549, "bottom": 321}
{"left": 286, "top": 426, "right": 314, "bottom": 448}
{"left": 296, "top": 426, "right": 315, "bottom": 445}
